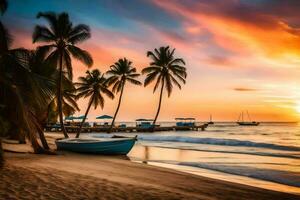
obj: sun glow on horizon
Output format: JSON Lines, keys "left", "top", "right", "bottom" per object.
{"left": 295, "top": 101, "right": 300, "bottom": 114}
{"left": 4, "top": 0, "right": 300, "bottom": 121}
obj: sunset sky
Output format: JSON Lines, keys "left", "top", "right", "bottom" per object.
{"left": 4, "top": 0, "right": 300, "bottom": 121}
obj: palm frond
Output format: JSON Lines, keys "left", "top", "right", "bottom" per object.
{"left": 36, "top": 12, "right": 58, "bottom": 36}
{"left": 171, "top": 70, "right": 186, "bottom": 83}
{"left": 144, "top": 71, "right": 159, "bottom": 87}
{"left": 126, "top": 77, "right": 142, "bottom": 85}
{"left": 32, "top": 26, "right": 55, "bottom": 43}
{"left": 112, "top": 81, "right": 121, "bottom": 93}
{"left": 63, "top": 51, "right": 73, "bottom": 80}
{"left": 105, "top": 76, "right": 119, "bottom": 87}
{"left": 36, "top": 45, "right": 56, "bottom": 59}
{"left": 0, "top": 0, "right": 7, "bottom": 15}
{"left": 68, "top": 24, "right": 91, "bottom": 44}
{"left": 0, "top": 21, "right": 12, "bottom": 52}
{"left": 67, "top": 45, "right": 93, "bottom": 67}
{"left": 169, "top": 58, "right": 185, "bottom": 65}
{"left": 141, "top": 66, "right": 160, "bottom": 74}
{"left": 165, "top": 75, "right": 173, "bottom": 97}
{"left": 169, "top": 74, "right": 182, "bottom": 90}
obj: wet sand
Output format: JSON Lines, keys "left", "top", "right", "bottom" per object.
{"left": 1, "top": 137, "right": 300, "bottom": 200}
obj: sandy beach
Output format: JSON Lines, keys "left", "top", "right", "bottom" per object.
{"left": 1, "top": 137, "right": 299, "bottom": 200}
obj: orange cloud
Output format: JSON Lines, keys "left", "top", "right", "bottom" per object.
{"left": 153, "top": 0, "right": 300, "bottom": 60}
{"left": 234, "top": 88, "right": 257, "bottom": 92}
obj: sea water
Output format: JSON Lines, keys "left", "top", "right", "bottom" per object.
{"left": 89, "top": 122, "right": 300, "bottom": 194}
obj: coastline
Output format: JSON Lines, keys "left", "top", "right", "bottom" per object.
{"left": 1, "top": 138, "right": 299, "bottom": 200}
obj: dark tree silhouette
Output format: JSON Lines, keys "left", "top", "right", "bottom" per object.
{"left": 106, "top": 58, "right": 141, "bottom": 132}
{"left": 142, "top": 46, "right": 187, "bottom": 127}
{"left": 75, "top": 69, "right": 114, "bottom": 138}
{"left": 33, "top": 12, "right": 93, "bottom": 138}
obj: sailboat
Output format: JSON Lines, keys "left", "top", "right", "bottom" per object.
{"left": 207, "top": 114, "right": 214, "bottom": 125}
{"left": 237, "top": 111, "right": 259, "bottom": 126}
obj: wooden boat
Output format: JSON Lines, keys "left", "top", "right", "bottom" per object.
{"left": 237, "top": 111, "right": 259, "bottom": 126}
{"left": 55, "top": 136, "right": 137, "bottom": 155}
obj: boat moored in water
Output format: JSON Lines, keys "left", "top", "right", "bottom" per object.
{"left": 237, "top": 121, "right": 260, "bottom": 126}
{"left": 207, "top": 114, "right": 214, "bottom": 125}
{"left": 237, "top": 111, "right": 259, "bottom": 126}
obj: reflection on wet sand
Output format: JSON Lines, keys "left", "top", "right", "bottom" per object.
{"left": 128, "top": 144, "right": 300, "bottom": 194}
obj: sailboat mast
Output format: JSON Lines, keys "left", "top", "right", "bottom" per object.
{"left": 241, "top": 111, "right": 244, "bottom": 122}
{"left": 246, "top": 110, "right": 251, "bottom": 122}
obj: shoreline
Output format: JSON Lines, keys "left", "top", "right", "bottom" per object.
{"left": 1, "top": 152, "right": 299, "bottom": 200}
{"left": 1, "top": 134, "right": 300, "bottom": 199}
{"left": 129, "top": 145, "right": 300, "bottom": 194}
{"left": 1, "top": 144, "right": 300, "bottom": 200}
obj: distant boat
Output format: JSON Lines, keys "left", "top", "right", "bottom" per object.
{"left": 237, "top": 111, "right": 259, "bottom": 126}
{"left": 55, "top": 136, "right": 137, "bottom": 155}
{"left": 207, "top": 114, "right": 214, "bottom": 125}
{"left": 175, "top": 117, "right": 195, "bottom": 127}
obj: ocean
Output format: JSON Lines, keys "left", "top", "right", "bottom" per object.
{"left": 89, "top": 122, "right": 300, "bottom": 194}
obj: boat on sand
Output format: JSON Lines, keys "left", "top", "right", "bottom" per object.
{"left": 56, "top": 136, "right": 137, "bottom": 155}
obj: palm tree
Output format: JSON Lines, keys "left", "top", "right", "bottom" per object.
{"left": 0, "top": 0, "right": 7, "bottom": 15}
{"left": 142, "top": 46, "right": 187, "bottom": 127}
{"left": 75, "top": 69, "right": 114, "bottom": 138}
{"left": 33, "top": 12, "right": 93, "bottom": 138}
{"left": 0, "top": 0, "right": 7, "bottom": 165}
{"left": 0, "top": 1, "right": 56, "bottom": 161}
{"left": 106, "top": 58, "right": 141, "bottom": 132}
{"left": 45, "top": 77, "right": 80, "bottom": 125}
{"left": 0, "top": 48, "right": 55, "bottom": 154}
{"left": 0, "top": 1, "right": 53, "bottom": 155}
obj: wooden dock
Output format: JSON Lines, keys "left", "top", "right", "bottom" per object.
{"left": 44, "top": 124, "right": 208, "bottom": 133}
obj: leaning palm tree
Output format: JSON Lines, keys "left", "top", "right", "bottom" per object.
{"left": 142, "top": 46, "right": 187, "bottom": 127}
{"left": 33, "top": 12, "right": 93, "bottom": 138}
{"left": 0, "top": 47, "right": 55, "bottom": 154}
{"left": 75, "top": 69, "right": 114, "bottom": 138}
{"left": 106, "top": 58, "right": 141, "bottom": 132}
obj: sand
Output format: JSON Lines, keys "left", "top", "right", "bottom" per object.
{"left": 1, "top": 137, "right": 300, "bottom": 200}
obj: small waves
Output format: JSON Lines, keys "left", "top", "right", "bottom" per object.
{"left": 140, "top": 143, "right": 300, "bottom": 159}
{"left": 137, "top": 135, "right": 300, "bottom": 152}
{"left": 177, "top": 162, "right": 300, "bottom": 187}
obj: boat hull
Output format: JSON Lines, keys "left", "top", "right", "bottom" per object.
{"left": 55, "top": 138, "right": 136, "bottom": 155}
{"left": 237, "top": 122, "right": 260, "bottom": 126}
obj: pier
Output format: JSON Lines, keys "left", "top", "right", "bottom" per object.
{"left": 44, "top": 124, "right": 208, "bottom": 133}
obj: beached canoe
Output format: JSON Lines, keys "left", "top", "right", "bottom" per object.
{"left": 55, "top": 136, "right": 137, "bottom": 155}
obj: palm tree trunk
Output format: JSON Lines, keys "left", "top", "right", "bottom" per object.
{"left": 76, "top": 97, "right": 93, "bottom": 138}
{"left": 152, "top": 80, "right": 165, "bottom": 127}
{"left": 109, "top": 84, "right": 125, "bottom": 133}
{"left": 27, "top": 130, "right": 45, "bottom": 154}
{"left": 58, "top": 53, "right": 68, "bottom": 138}
{"left": 28, "top": 109, "right": 50, "bottom": 150}
{"left": 18, "top": 129, "right": 26, "bottom": 144}
{"left": 37, "top": 125, "right": 50, "bottom": 150}
{"left": 0, "top": 138, "right": 3, "bottom": 167}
